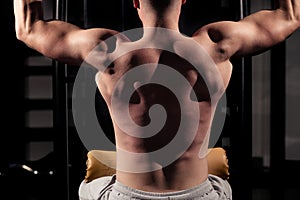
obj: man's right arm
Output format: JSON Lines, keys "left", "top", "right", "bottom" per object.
{"left": 14, "top": 0, "right": 118, "bottom": 66}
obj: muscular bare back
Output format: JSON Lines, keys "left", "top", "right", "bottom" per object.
{"left": 89, "top": 28, "right": 232, "bottom": 192}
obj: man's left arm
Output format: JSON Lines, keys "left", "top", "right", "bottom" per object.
{"left": 194, "top": 0, "right": 300, "bottom": 60}
{"left": 234, "top": 0, "right": 300, "bottom": 57}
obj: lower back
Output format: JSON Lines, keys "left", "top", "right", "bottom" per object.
{"left": 116, "top": 151, "right": 209, "bottom": 192}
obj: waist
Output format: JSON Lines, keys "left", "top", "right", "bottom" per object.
{"left": 116, "top": 156, "right": 208, "bottom": 193}
{"left": 113, "top": 172, "right": 212, "bottom": 197}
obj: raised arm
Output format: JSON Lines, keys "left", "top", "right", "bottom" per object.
{"left": 194, "top": 0, "right": 300, "bottom": 61}
{"left": 14, "top": 0, "right": 118, "bottom": 66}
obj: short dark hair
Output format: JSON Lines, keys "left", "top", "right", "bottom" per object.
{"left": 147, "top": 0, "right": 173, "bottom": 11}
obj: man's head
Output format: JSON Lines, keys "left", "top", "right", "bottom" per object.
{"left": 132, "top": 0, "right": 186, "bottom": 22}
{"left": 133, "top": 0, "right": 186, "bottom": 11}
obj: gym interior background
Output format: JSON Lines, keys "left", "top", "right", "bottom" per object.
{"left": 2, "top": 0, "right": 300, "bottom": 200}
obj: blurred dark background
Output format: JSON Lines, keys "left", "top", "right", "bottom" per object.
{"left": 1, "top": 0, "right": 300, "bottom": 200}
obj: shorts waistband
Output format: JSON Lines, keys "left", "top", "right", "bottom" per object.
{"left": 113, "top": 178, "right": 214, "bottom": 199}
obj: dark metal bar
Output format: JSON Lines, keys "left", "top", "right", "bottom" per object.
{"left": 269, "top": 1, "right": 286, "bottom": 198}
{"left": 121, "top": 0, "right": 125, "bottom": 31}
{"left": 229, "top": 1, "right": 252, "bottom": 200}
{"left": 55, "top": 0, "right": 66, "bottom": 21}
{"left": 53, "top": 0, "right": 70, "bottom": 199}
{"left": 83, "top": 0, "right": 88, "bottom": 28}
{"left": 270, "top": 41, "right": 286, "bottom": 199}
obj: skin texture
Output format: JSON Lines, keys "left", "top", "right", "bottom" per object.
{"left": 14, "top": 0, "right": 300, "bottom": 193}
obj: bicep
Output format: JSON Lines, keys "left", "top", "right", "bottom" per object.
{"left": 200, "top": 10, "right": 297, "bottom": 59}
{"left": 219, "top": 21, "right": 275, "bottom": 57}
{"left": 28, "top": 20, "right": 116, "bottom": 65}
{"left": 198, "top": 20, "right": 275, "bottom": 60}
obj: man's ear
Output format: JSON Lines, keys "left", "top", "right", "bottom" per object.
{"left": 182, "top": 0, "right": 186, "bottom": 5}
{"left": 133, "top": 0, "right": 140, "bottom": 9}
